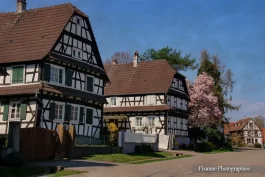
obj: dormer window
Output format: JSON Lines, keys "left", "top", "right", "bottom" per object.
{"left": 76, "top": 16, "right": 82, "bottom": 26}
{"left": 111, "top": 98, "right": 116, "bottom": 106}
{"left": 72, "top": 48, "right": 82, "bottom": 59}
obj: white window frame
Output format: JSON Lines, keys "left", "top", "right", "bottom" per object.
{"left": 70, "top": 104, "right": 79, "bottom": 123}
{"left": 148, "top": 116, "right": 155, "bottom": 126}
{"left": 50, "top": 64, "right": 65, "bottom": 85}
{"left": 136, "top": 117, "right": 142, "bottom": 127}
{"left": 72, "top": 47, "right": 82, "bottom": 60}
{"left": 9, "top": 102, "right": 21, "bottom": 121}
{"left": 110, "top": 97, "right": 116, "bottom": 106}
{"left": 76, "top": 16, "right": 82, "bottom": 26}
{"left": 54, "top": 102, "right": 65, "bottom": 121}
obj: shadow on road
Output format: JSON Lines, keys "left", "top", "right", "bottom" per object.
{"left": 28, "top": 160, "right": 117, "bottom": 168}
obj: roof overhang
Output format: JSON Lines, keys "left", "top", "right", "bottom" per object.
{"left": 103, "top": 116, "right": 127, "bottom": 120}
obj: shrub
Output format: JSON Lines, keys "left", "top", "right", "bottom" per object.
{"left": 135, "top": 145, "right": 142, "bottom": 153}
{"left": 186, "top": 144, "right": 194, "bottom": 150}
{"left": 107, "top": 123, "right": 118, "bottom": 146}
{"left": 254, "top": 143, "right": 262, "bottom": 148}
{"left": 195, "top": 142, "right": 214, "bottom": 152}
{"left": 2, "top": 152, "right": 25, "bottom": 167}
{"left": 181, "top": 143, "right": 187, "bottom": 150}
{"left": 141, "top": 144, "right": 153, "bottom": 153}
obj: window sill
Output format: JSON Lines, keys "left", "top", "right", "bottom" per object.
{"left": 8, "top": 119, "right": 20, "bottom": 122}
{"left": 69, "top": 121, "right": 79, "bottom": 124}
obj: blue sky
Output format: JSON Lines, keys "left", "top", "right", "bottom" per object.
{"left": 2, "top": 0, "right": 265, "bottom": 121}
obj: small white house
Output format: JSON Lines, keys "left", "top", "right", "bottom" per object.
{"left": 224, "top": 118, "right": 263, "bottom": 146}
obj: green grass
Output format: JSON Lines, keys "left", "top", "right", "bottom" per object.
{"left": 50, "top": 170, "right": 87, "bottom": 177}
{"left": 0, "top": 166, "right": 46, "bottom": 177}
{"left": 84, "top": 151, "right": 173, "bottom": 163}
{"left": 205, "top": 149, "right": 234, "bottom": 154}
{"left": 128, "top": 155, "right": 193, "bottom": 164}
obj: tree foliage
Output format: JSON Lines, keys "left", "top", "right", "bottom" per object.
{"left": 139, "top": 46, "right": 199, "bottom": 71}
{"left": 105, "top": 51, "right": 133, "bottom": 64}
{"left": 253, "top": 115, "right": 265, "bottom": 128}
{"left": 230, "top": 132, "right": 244, "bottom": 147}
{"left": 107, "top": 122, "right": 119, "bottom": 146}
{"left": 197, "top": 50, "right": 240, "bottom": 122}
{"left": 188, "top": 72, "right": 222, "bottom": 128}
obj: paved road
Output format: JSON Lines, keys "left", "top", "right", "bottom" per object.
{"left": 36, "top": 148, "right": 265, "bottom": 177}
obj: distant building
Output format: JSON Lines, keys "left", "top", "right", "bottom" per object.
{"left": 224, "top": 118, "right": 263, "bottom": 146}
{"left": 262, "top": 128, "right": 265, "bottom": 148}
{"left": 103, "top": 52, "right": 190, "bottom": 145}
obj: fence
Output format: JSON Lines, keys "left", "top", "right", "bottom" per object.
{"left": 118, "top": 131, "right": 159, "bottom": 153}
{"left": 20, "top": 127, "right": 58, "bottom": 161}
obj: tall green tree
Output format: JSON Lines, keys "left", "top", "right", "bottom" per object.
{"left": 139, "top": 46, "right": 199, "bottom": 71}
{"left": 197, "top": 50, "right": 240, "bottom": 123}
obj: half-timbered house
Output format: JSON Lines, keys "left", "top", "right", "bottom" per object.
{"left": 224, "top": 118, "right": 263, "bottom": 146}
{"left": 0, "top": 1, "right": 109, "bottom": 145}
{"left": 103, "top": 52, "right": 190, "bottom": 145}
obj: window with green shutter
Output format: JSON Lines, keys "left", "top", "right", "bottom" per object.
{"left": 43, "top": 63, "right": 51, "bottom": 81}
{"left": 79, "top": 107, "right": 84, "bottom": 123}
{"left": 65, "top": 69, "right": 73, "bottom": 86}
{"left": 86, "top": 76, "right": 93, "bottom": 92}
{"left": 65, "top": 104, "right": 71, "bottom": 121}
{"left": 3, "top": 104, "right": 9, "bottom": 121}
{"left": 86, "top": 108, "right": 93, "bottom": 124}
{"left": 49, "top": 102, "right": 56, "bottom": 120}
{"left": 12, "top": 66, "right": 24, "bottom": 84}
{"left": 20, "top": 103, "right": 27, "bottom": 120}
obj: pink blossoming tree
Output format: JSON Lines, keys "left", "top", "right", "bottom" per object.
{"left": 187, "top": 72, "right": 222, "bottom": 128}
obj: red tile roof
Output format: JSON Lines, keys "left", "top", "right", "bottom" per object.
{"left": 104, "top": 60, "right": 180, "bottom": 96}
{"left": 0, "top": 82, "right": 106, "bottom": 103}
{"left": 0, "top": 3, "right": 82, "bottom": 63}
{"left": 224, "top": 118, "right": 252, "bottom": 135}
{"left": 0, "top": 84, "right": 40, "bottom": 96}
{"left": 104, "top": 105, "right": 171, "bottom": 113}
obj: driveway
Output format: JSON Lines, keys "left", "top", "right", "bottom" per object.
{"left": 34, "top": 148, "right": 265, "bottom": 177}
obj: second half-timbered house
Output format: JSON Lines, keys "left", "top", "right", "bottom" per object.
{"left": 0, "top": 1, "right": 109, "bottom": 145}
{"left": 103, "top": 52, "right": 190, "bottom": 145}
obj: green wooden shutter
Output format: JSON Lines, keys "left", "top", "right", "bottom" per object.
{"left": 79, "top": 107, "right": 84, "bottom": 123}
{"left": 43, "top": 63, "right": 51, "bottom": 81}
{"left": 49, "top": 102, "right": 55, "bottom": 120}
{"left": 65, "top": 104, "right": 71, "bottom": 121}
{"left": 86, "top": 76, "right": 93, "bottom": 92}
{"left": 59, "top": 69, "right": 63, "bottom": 84}
{"left": 17, "top": 68, "right": 24, "bottom": 83}
{"left": 12, "top": 68, "right": 18, "bottom": 84}
{"left": 20, "top": 104, "right": 27, "bottom": 120}
{"left": 65, "top": 69, "right": 73, "bottom": 86}
{"left": 86, "top": 108, "right": 93, "bottom": 124}
{"left": 3, "top": 104, "right": 9, "bottom": 121}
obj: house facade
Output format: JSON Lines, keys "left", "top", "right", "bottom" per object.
{"left": 103, "top": 52, "right": 190, "bottom": 145}
{"left": 0, "top": 1, "right": 109, "bottom": 145}
{"left": 263, "top": 128, "right": 265, "bottom": 148}
{"left": 224, "top": 118, "right": 263, "bottom": 146}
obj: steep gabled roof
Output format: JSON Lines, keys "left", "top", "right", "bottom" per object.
{"left": 0, "top": 3, "right": 84, "bottom": 63}
{"left": 104, "top": 60, "right": 179, "bottom": 96}
{"left": 224, "top": 117, "right": 261, "bottom": 135}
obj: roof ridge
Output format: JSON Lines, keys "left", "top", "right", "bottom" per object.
{"left": 0, "top": 3, "right": 73, "bottom": 14}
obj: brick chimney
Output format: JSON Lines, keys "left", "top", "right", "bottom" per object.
{"left": 112, "top": 58, "right": 118, "bottom": 65}
{"left": 17, "top": 0, "right": 27, "bottom": 13}
{"left": 133, "top": 51, "right": 139, "bottom": 67}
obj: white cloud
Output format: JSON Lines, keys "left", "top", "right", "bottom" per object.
{"left": 247, "top": 102, "right": 265, "bottom": 112}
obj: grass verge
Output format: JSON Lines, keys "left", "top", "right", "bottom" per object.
{"left": 84, "top": 151, "right": 173, "bottom": 163}
{"left": 0, "top": 166, "right": 45, "bottom": 177}
{"left": 128, "top": 155, "right": 193, "bottom": 164}
{"left": 204, "top": 149, "right": 234, "bottom": 154}
{"left": 50, "top": 170, "right": 87, "bottom": 177}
